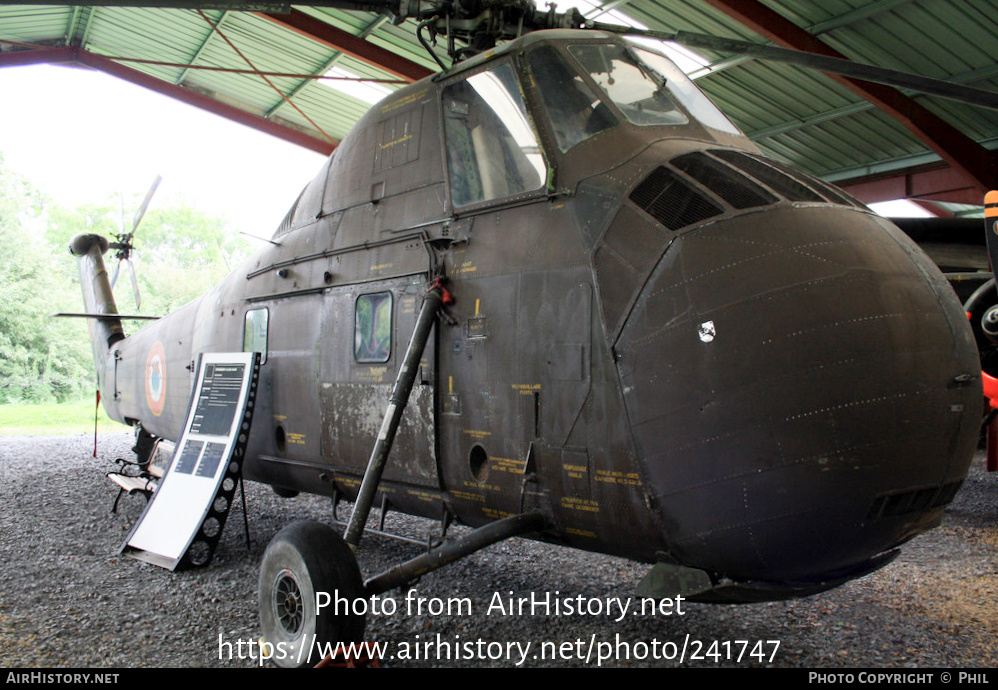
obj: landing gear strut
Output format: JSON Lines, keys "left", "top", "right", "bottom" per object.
{"left": 257, "top": 278, "right": 548, "bottom": 666}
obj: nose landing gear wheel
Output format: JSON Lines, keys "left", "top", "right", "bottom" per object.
{"left": 258, "top": 519, "right": 366, "bottom": 668}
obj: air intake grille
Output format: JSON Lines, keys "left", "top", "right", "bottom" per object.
{"left": 711, "top": 150, "right": 826, "bottom": 203}
{"left": 629, "top": 166, "right": 722, "bottom": 231}
{"left": 758, "top": 155, "right": 865, "bottom": 208}
{"left": 671, "top": 152, "right": 777, "bottom": 210}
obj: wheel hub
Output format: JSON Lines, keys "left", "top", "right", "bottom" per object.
{"left": 273, "top": 569, "right": 304, "bottom": 635}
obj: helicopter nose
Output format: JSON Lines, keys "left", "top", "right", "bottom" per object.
{"left": 614, "top": 205, "right": 981, "bottom": 584}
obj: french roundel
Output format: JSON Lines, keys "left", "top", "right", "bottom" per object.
{"left": 145, "top": 341, "right": 166, "bottom": 417}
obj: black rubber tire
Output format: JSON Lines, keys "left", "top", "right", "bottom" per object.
{"left": 258, "top": 519, "right": 365, "bottom": 668}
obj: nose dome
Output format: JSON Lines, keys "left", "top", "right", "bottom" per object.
{"left": 614, "top": 206, "right": 980, "bottom": 583}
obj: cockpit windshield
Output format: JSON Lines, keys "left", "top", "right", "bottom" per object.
{"left": 629, "top": 46, "right": 742, "bottom": 136}
{"left": 527, "top": 45, "right": 618, "bottom": 153}
{"left": 569, "top": 43, "right": 689, "bottom": 127}
{"left": 528, "top": 41, "right": 742, "bottom": 153}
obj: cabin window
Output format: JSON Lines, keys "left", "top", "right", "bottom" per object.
{"left": 243, "top": 308, "right": 269, "bottom": 363}
{"left": 443, "top": 63, "right": 546, "bottom": 207}
{"left": 355, "top": 292, "right": 393, "bottom": 363}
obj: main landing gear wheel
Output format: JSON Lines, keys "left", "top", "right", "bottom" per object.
{"left": 258, "top": 519, "right": 366, "bottom": 668}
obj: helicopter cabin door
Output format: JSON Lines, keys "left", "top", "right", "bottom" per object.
{"left": 319, "top": 275, "right": 440, "bottom": 515}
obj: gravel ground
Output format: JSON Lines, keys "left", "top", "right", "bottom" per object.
{"left": 1, "top": 431, "right": 996, "bottom": 669}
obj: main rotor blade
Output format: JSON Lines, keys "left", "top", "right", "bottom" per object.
{"left": 130, "top": 174, "right": 163, "bottom": 235}
{"left": 590, "top": 22, "right": 998, "bottom": 112}
{"left": 110, "top": 258, "right": 121, "bottom": 289}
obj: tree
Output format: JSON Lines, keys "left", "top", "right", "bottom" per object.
{"left": 0, "top": 155, "right": 253, "bottom": 403}
{"left": 0, "top": 156, "right": 92, "bottom": 402}
{"left": 134, "top": 200, "right": 251, "bottom": 314}
{"left": 47, "top": 194, "right": 251, "bottom": 316}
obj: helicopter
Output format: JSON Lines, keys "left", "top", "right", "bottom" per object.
{"left": 61, "top": 0, "right": 990, "bottom": 667}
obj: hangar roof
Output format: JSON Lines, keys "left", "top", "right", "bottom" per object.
{"left": 1, "top": 0, "right": 996, "bottom": 215}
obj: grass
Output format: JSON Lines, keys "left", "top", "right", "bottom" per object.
{"left": 0, "top": 400, "right": 126, "bottom": 436}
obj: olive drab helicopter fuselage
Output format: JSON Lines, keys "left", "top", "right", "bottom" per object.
{"left": 71, "top": 28, "right": 981, "bottom": 660}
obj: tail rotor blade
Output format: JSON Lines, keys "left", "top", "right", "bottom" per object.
{"left": 130, "top": 174, "right": 162, "bottom": 235}
{"left": 127, "top": 258, "right": 141, "bottom": 310}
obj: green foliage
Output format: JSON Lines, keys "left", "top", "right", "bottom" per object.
{"left": 46, "top": 193, "right": 251, "bottom": 316}
{"left": 0, "top": 157, "right": 90, "bottom": 403}
{"left": 133, "top": 201, "right": 251, "bottom": 314}
{"left": 0, "top": 154, "right": 251, "bottom": 404}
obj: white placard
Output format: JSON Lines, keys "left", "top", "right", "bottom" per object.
{"left": 123, "top": 351, "right": 256, "bottom": 569}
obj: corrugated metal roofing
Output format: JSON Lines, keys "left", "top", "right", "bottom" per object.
{"left": 0, "top": 0, "right": 996, "bottom": 211}
{"left": 627, "top": 0, "right": 998, "bottom": 194}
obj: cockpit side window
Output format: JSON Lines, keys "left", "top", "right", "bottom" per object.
{"left": 442, "top": 63, "right": 546, "bottom": 208}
